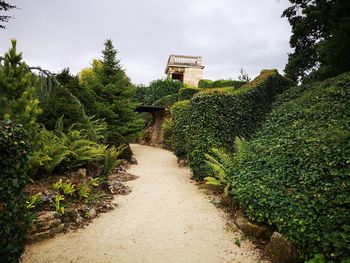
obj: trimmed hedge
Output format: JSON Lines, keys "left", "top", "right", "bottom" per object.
{"left": 164, "top": 100, "right": 191, "bottom": 157}
{"left": 232, "top": 73, "right": 350, "bottom": 261}
{"left": 198, "top": 79, "right": 213, "bottom": 88}
{"left": 0, "top": 121, "right": 31, "bottom": 262}
{"left": 178, "top": 86, "right": 201, "bottom": 101}
{"left": 166, "top": 70, "right": 294, "bottom": 178}
{"left": 198, "top": 79, "right": 246, "bottom": 89}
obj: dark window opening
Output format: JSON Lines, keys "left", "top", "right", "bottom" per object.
{"left": 172, "top": 73, "right": 184, "bottom": 83}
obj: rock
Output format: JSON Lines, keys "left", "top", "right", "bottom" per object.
{"left": 75, "top": 214, "right": 84, "bottom": 225}
{"left": 177, "top": 159, "right": 188, "bottom": 167}
{"left": 234, "top": 210, "right": 273, "bottom": 239}
{"left": 34, "top": 218, "right": 61, "bottom": 232}
{"left": 265, "top": 232, "right": 299, "bottom": 263}
{"left": 35, "top": 211, "right": 60, "bottom": 222}
{"left": 76, "top": 168, "right": 87, "bottom": 177}
{"left": 130, "top": 156, "right": 138, "bottom": 165}
{"left": 108, "top": 181, "right": 131, "bottom": 195}
{"left": 28, "top": 230, "right": 51, "bottom": 243}
{"left": 85, "top": 207, "right": 97, "bottom": 219}
{"left": 50, "top": 224, "right": 65, "bottom": 235}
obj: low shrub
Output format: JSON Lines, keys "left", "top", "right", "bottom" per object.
{"left": 167, "top": 70, "right": 294, "bottom": 179}
{"left": 231, "top": 72, "right": 350, "bottom": 261}
{"left": 0, "top": 121, "right": 31, "bottom": 262}
{"left": 143, "top": 79, "right": 184, "bottom": 105}
{"left": 153, "top": 93, "right": 179, "bottom": 108}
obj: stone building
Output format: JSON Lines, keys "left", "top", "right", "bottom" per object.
{"left": 165, "top": 55, "right": 204, "bottom": 87}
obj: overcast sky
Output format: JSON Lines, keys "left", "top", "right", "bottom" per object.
{"left": 0, "top": 0, "right": 292, "bottom": 85}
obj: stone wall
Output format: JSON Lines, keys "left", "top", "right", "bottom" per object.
{"left": 183, "top": 67, "right": 203, "bottom": 87}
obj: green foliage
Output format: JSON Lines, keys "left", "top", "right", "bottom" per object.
{"left": 153, "top": 93, "right": 179, "bottom": 108}
{"left": 104, "top": 130, "right": 132, "bottom": 161}
{"left": 142, "top": 78, "right": 184, "bottom": 106}
{"left": 178, "top": 86, "right": 201, "bottom": 101}
{"left": 164, "top": 100, "right": 191, "bottom": 158}
{"left": 198, "top": 79, "right": 246, "bottom": 89}
{"left": 53, "top": 179, "right": 76, "bottom": 196}
{"left": 0, "top": 39, "right": 42, "bottom": 130}
{"left": 79, "top": 40, "right": 143, "bottom": 141}
{"left": 53, "top": 194, "right": 65, "bottom": 214}
{"left": 37, "top": 84, "right": 86, "bottom": 132}
{"left": 166, "top": 70, "right": 294, "bottom": 179}
{"left": 29, "top": 119, "right": 107, "bottom": 176}
{"left": 101, "top": 146, "right": 124, "bottom": 180}
{"left": 204, "top": 138, "right": 245, "bottom": 196}
{"left": 198, "top": 79, "right": 213, "bottom": 89}
{"left": 0, "top": 121, "right": 31, "bottom": 263}
{"left": 231, "top": 73, "right": 350, "bottom": 261}
{"left": 26, "top": 193, "right": 42, "bottom": 210}
{"left": 283, "top": 0, "right": 350, "bottom": 81}
{"left": 78, "top": 184, "right": 91, "bottom": 199}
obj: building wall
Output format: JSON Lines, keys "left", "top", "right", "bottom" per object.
{"left": 183, "top": 67, "right": 203, "bottom": 87}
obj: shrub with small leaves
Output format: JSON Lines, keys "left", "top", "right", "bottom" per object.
{"left": 0, "top": 121, "right": 31, "bottom": 263}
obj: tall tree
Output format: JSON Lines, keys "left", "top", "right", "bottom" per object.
{"left": 283, "top": 0, "right": 350, "bottom": 82}
{"left": 80, "top": 39, "right": 143, "bottom": 141}
{"left": 0, "top": 0, "right": 16, "bottom": 29}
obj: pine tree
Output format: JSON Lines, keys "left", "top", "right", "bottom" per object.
{"left": 0, "top": 1, "right": 16, "bottom": 29}
{"left": 0, "top": 39, "right": 42, "bottom": 128}
{"left": 79, "top": 39, "right": 143, "bottom": 142}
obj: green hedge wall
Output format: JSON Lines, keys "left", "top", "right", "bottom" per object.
{"left": 166, "top": 70, "right": 294, "bottom": 179}
{"left": 178, "top": 86, "right": 201, "bottom": 101}
{"left": 0, "top": 121, "right": 31, "bottom": 263}
{"left": 198, "top": 79, "right": 246, "bottom": 89}
{"left": 165, "top": 100, "right": 191, "bottom": 158}
{"left": 232, "top": 73, "right": 350, "bottom": 261}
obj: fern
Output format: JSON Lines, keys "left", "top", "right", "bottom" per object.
{"left": 204, "top": 137, "right": 245, "bottom": 196}
{"left": 101, "top": 146, "right": 124, "bottom": 180}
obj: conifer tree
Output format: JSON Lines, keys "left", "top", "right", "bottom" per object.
{"left": 79, "top": 39, "right": 143, "bottom": 142}
{"left": 0, "top": 39, "right": 42, "bottom": 128}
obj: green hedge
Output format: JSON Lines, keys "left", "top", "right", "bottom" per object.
{"left": 178, "top": 86, "right": 201, "bottom": 101}
{"left": 232, "top": 73, "right": 350, "bottom": 261}
{"left": 199, "top": 79, "right": 246, "bottom": 89}
{"left": 198, "top": 79, "right": 213, "bottom": 88}
{"left": 0, "top": 121, "right": 31, "bottom": 262}
{"left": 164, "top": 100, "right": 191, "bottom": 157}
{"left": 166, "top": 70, "right": 294, "bottom": 178}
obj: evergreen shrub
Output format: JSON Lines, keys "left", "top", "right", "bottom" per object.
{"left": 232, "top": 72, "right": 350, "bottom": 261}
{"left": 166, "top": 70, "right": 294, "bottom": 178}
{"left": 0, "top": 121, "right": 31, "bottom": 262}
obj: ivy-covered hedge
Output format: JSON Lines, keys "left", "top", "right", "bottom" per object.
{"left": 166, "top": 70, "right": 294, "bottom": 178}
{"left": 164, "top": 100, "right": 191, "bottom": 157}
{"left": 198, "top": 79, "right": 246, "bottom": 89}
{"left": 232, "top": 73, "right": 350, "bottom": 261}
{"left": 0, "top": 121, "right": 31, "bottom": 262}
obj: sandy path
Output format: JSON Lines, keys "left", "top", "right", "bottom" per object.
{"left": 23, "top": 144, "right": 266, "bottom": 263}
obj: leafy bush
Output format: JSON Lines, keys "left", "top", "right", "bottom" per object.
{"left": 37, "top": 86, "right": 86, "bottom": 132}
{"left": 231, "top": 73, "right": 350, "bottom": 261}
{"left": 101, "top": 146, "right": 123, "bottom": 180}
{"left": 164, "top": 100, "right": 191, "bottom": 158}
{"left": 211, "top": 79, "right": 246, "bottom": 88}
{"left": 166, "top": 70, "right": 294, "bottom": 178}
{"left": 143, "top": 79, "right": 184, "bottom": 106}
{"left": 198, "top": 79, "right": 213, "bottom": 88}
{"left": 178, "top": 86, "right": 201, "bottom": 101}
{"left": 0, "top": 121, "right": 31, "bottom": 262}
{"left": 199, "top": 79, "right": 246, "bottom": 89}
{"left": 153, "top": 93, "right": 179, "bottom": 108}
